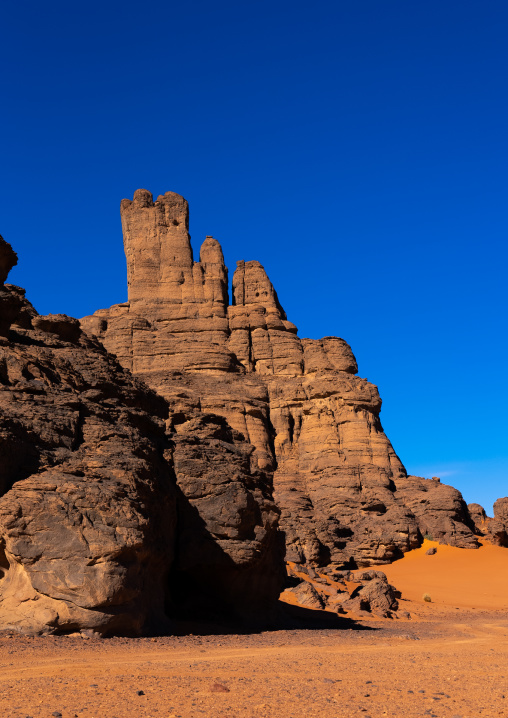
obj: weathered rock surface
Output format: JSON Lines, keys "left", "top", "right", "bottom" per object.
{"left": 282, "top": 564, "right": 399, "bottom": 617}
{"left": 0, "top": 231, "right": 284, "bottom": 633}
{"left": 394, "top": 475, "right": 478, "bottom": 549}
{"left": 468, "top": 499, "right": 508, "bottom": 547}
{"left": 82, "top": 189, "right": 480, "bottom": 579}
{"left": 0, "top": 256, "right": 177, "bottom": 635}
{"left": 169, "top": 412, "right": 284, "bottom": 619}
{"left": 494, "top": 497, "right": 508, "bottom": 526}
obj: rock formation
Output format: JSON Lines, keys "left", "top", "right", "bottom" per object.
{"left": 0, "top": 265, "right": 176, "bottom": 634}
{"left": 81, "top": 189, "right": 480, "bottom": 578}
{"left": 3, "top": 190, "right": 502, "bottom": 634}
{"left": 281, "top": 564, "right": 400, "bottom": 618}
{"left": 394, "top": 475, "right": 478, "bottom": 548}
{"left": 468, "top": 499, "right": 508, "bottom": 547}
{"left": 0, "top": 233, "right": 283, "bottom": 635}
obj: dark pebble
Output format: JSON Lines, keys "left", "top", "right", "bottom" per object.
{"left": 137, "top": 690, "right": 145, "bottom": 696}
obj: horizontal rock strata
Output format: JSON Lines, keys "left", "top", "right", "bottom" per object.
{"left": 81, "top": 189, "right": 480, "bottom": 580}
{"left": 0, "top": 234, "right": 284, "bottom": 635}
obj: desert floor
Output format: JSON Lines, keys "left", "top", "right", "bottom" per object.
{"left": 0, "top": 542, "right": 507, "bottom": 718}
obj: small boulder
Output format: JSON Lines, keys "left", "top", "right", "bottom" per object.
{"left": 290, "top": 580, "right": 325, "bottom": 610}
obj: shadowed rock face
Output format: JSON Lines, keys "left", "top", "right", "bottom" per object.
{"left": 81, "top": 190, "right": 480, "bottom": 574}
{"left": 169, "top": 413, "right": 284, "bottom": 619}
{"left": 0, "top": 236, "right": 17, "bottom": 284}
{"left": 0, "top": 264, "right": 177, "bottom": 635}
{"left": 0, "top": 236, "right": 21, "bottom": 338}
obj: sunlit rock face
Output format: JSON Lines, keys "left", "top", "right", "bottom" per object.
{"left": 82, "top": 190, "right": 479, "bottom": 574}
{"left": 0, "top": 229, "right": 284, "bottom": 636}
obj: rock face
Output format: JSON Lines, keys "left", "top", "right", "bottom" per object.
{"left": 0, "top": 230, "right": 284, "bottom": 634}
{"left": 0, "top": 236, "right": 22, "bottom": 338}
{"left": 468, "top": 499, "right": 508, "bottom": 547}
{"left": 394, "top": 475, "right": 478, "bottom": 548}
{"left": 81, "top": 189, "right": 480, "bottom": 577}
{"left": 0, "top": 260, "right": 176, "bottom": 635}
{"left": 169, "top": 413, "right": 284, "bottom": 619}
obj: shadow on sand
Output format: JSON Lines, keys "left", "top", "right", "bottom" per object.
{"left": 168, "top": 600, "right": 376, "bottom": 636}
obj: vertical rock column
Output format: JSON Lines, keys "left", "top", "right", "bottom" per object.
{"left": 121, "top": 189, "right": 195, "bottom": 308}
{"left": 81, "top": 192, "right": 286, "bottom": 618}
{"left": 228, "top": 260, "right": 301, "bottom": 374}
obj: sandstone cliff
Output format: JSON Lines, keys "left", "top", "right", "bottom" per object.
{"left": 0, "top": 233, "right": 283, "bottom": 635}
{"left": 81, "top": 190, "right": 480, "bottom": 574}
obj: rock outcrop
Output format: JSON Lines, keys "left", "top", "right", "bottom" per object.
{"left": 0, "top": 235, "right": 284, "bottom": 634}
{"left": 81, "top": 189, "right": 479, "bottom": 578}
{"left": 394, "top": 475, "right": 478, "bottom": 548}
{"left": 282, "top": 563, "right": 400, "bottom": 618}
{"left": 0, "top": 261, "right": 176, "bottom": 635}
{"left": 468, "top": 499, "right": 508, "bottom": 547}
{"left": 0, "top": 236, "right": 22, "bottom": 338}
{"left": 169, "top": 413, "right": 284, "bottom": 619}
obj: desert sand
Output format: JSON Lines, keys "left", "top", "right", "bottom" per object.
{"left": 383, "top": 539, "right": 508, "bottom": 610}
{"left": 0, "top": 542, "right": 507, "bottom": 718}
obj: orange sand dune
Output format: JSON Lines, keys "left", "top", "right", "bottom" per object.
{"left": 383, "top": 540, "right": 508, "bottom": 610}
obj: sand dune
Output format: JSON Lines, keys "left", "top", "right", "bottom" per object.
{"left": 383, "top": 540, "right": 508, "bottom": 610}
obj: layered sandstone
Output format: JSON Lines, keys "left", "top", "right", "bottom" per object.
{"left": 0, "top": 235, "right": 283, "bottom": 635}
{"left": 82, "top": 190, "right": 479, "bottom": 575}
{"left": 0, "top": 274, "right": 176, "bottom": 635}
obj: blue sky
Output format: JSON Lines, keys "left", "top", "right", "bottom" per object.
{"left": 1, "top": 1, "right": 506, "bottom": 512}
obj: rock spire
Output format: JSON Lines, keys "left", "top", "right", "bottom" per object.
{"left": 82, "top": 190, "right": 481, "bottom": 572}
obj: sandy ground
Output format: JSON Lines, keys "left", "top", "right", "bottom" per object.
{"left": 383, "top": 540, "right": 508, "bottom": 611}
{"left": 0, "top": 542, "right": 507, "bottom": 718}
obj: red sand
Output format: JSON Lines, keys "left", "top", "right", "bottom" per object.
{"left": 383, "top": 540, "right": 508, "bottom": 610}
{"left": 0, "top": 542, "right": 507, "bottom": 717}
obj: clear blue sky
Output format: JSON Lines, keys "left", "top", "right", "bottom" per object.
{"left": 1, "top": 1, "right": 506, "bottom": 512}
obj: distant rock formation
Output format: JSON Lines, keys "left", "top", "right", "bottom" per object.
{"left": 468, "top": 499, "right": 508, "bottom": 547}
{"left": 81, "top": 190, "right": 480, "bottom": 573}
